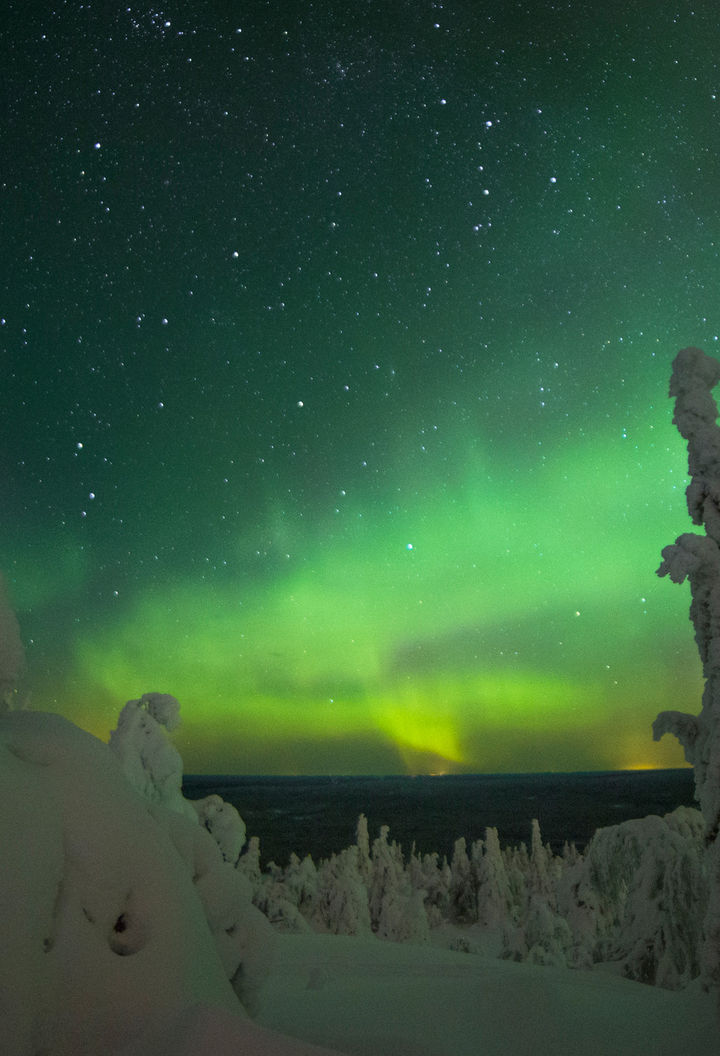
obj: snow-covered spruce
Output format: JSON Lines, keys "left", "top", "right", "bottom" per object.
{"left": 653, "top": 346, "right": 720, "bottom": 988}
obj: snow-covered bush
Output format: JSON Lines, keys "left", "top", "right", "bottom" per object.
{"left": 502, "top": 893, "right": 573, "bottom": 967}
{"left": 558, "top": 807, "right": 706, "bottom": 987}
{"left": 192, "top": 793, "right": 247, "bottom": 865}
{"left": 406, "top": 848, "right": 451, "bottom": 925}
{"left": 312, "top": 846, "right": 372, "bottom": 936}
{"left": 251, "top": 854, "right": 317, "bottom": 934}
{"left": 108, "top": 692, "right": 196, "bottom": 820}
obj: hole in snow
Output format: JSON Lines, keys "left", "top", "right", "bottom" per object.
{"left": 108, "top": 906, "right": 148, "bottom": 956}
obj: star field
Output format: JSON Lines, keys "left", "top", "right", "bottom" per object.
{"left": 2, "top": 1, "right": 718, "bottom": 772}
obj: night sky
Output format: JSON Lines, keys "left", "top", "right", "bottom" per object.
{"left": 2, "top": 1, "right": 717, "bottom": 774}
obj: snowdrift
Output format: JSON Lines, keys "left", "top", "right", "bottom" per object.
{"left": 0, "top": 708, "right": 341, "bottom": 1056}
{"left": 1, "top": 704, "right": 717, "bottom": 1055}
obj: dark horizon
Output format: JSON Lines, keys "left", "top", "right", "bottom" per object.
{"left": 183, "top": 765, "right": 694, "bottom": 780}
{"left": 182, "top": 767, "right": 698, "bottom": 864}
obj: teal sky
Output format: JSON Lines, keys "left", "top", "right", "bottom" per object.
{"left": 2, "top": 1, "right": 717, "bottom": 772}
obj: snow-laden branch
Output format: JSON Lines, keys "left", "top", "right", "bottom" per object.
{"left": 656, "top": 533, "right": 720, "bottom": 674}
{"left": 669, "top": 346, "right": 720, "bottom": 543}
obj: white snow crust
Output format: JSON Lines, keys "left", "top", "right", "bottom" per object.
{"left": 1, "top": 706, "right": 717, "bottom": 1055}
{"left": 259, "top": 932, "right": 717, "bottom": 1056}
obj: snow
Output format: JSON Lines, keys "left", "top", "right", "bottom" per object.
{"left": 259, "top": 933, "right": 717, "bottom": 1056}
{"left": 1, "top": 706, "right": 717, "bottom": 1055}
{"left": 0, "top": 709, "right": 338, "bottom": 1056}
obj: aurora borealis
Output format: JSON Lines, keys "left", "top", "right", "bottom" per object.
{"left": 2, "top": 2, "right": 718, "bottom": 773}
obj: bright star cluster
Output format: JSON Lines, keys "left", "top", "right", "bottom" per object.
{"left": 2, "top": 1, "right": 717, "bottom": 772}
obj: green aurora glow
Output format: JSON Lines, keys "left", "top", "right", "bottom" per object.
{"left": 2, "top": 1, "right": 717, "bottom": 772}
{"left": 12, "top": 403, "right": 704, "bottom": 772}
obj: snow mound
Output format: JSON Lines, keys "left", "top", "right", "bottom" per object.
{"left": 0, "top": 710, "right": 342, "bottom": 1055}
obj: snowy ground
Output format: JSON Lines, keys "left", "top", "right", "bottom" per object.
{"left": 259, "top": 932, "right": 717, "bottom": 1056}
{"left": 2, "top": 703, "right": 718, "bottom": 1055}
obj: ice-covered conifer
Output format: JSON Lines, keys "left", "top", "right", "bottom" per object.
{"left": 654, "top": 348, "right": 720, "bottom": 834}
{"left": 522, "top": 894, "right": 572, "bottom": 967}
{"left": 503, "top": 842, "right": 530, "bottom": 919}
{"left": 282, "top": 852, "right": 319, "bottom": 915}
{"left": 448, "top": 836, "right": 477, "bottom": 922}
{"left": 313, "top": 846, "right": 371, "bottom": 936}
{"left": 476, "top": 826, "right": 512, "bottom": 927}
{"left": 529, "top": 819, "right": 553, "bottom": 902}
{"left": 236, "top": 834, "right": 263, "bottom": 894}
{"left": 654, "top": 347, "right": 720, "bottom": 986}
{"left": 377, "top": 880, "right": 430, "bottom": 944}
{"left": 252, "top": 853, "right": 315, "bottom": 935}
{"left": 408, "top": 850, "right": 449, "bottom": 924}
{"left": 368, "top": 825, "right": 403, "bottom": 929}
{"left": 355, "top": 812, "right": 372, "bottom": 885}
{"left": 666, "top": 346, "right": 720, "bottom": 541}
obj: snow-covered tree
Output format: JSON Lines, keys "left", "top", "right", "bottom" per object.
{"left": 557, "top": 808, "right": 706, "bottom": 987}
{"left": 280, "top": 852, "right": 319, "bottom": 916}
{"left": 653, "top": 347, "right": 720, "bottom": 986}
{"left": 476, "top": 827, "right": 512, "bottom": 927}
{"left": 378, "top": 882, "right": 430, "bottom": 944}
{"left": 192, "top": 793, "right": 247, "bottom": 866}
{"left": 236, "top": 835, "right": 263, "bottom": 894}
{"left": 528, "top": 819, "right": 555, "bottom": 903}
{"left": 355, "top": 812, "right": 372, "bottom": 885}
{"left": 108, "top": 692, "right": 196, "bottom": 820}
{"left": 407, "top": 848, "right": 450, "bottom": 925}
{"left": 448, "top": 836, "right": 476, "bottom": 922}
{"left": 313, "top": 846, "right": 371, "bottom": 936}
{"left": 252, "top": 852, "right": 317, "bottom": 933}
{"left": 368, "top": 825, "right": 404, "bottom": 929}
{"left": 365, "top": 824, "right": 430, "bottom": 942}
